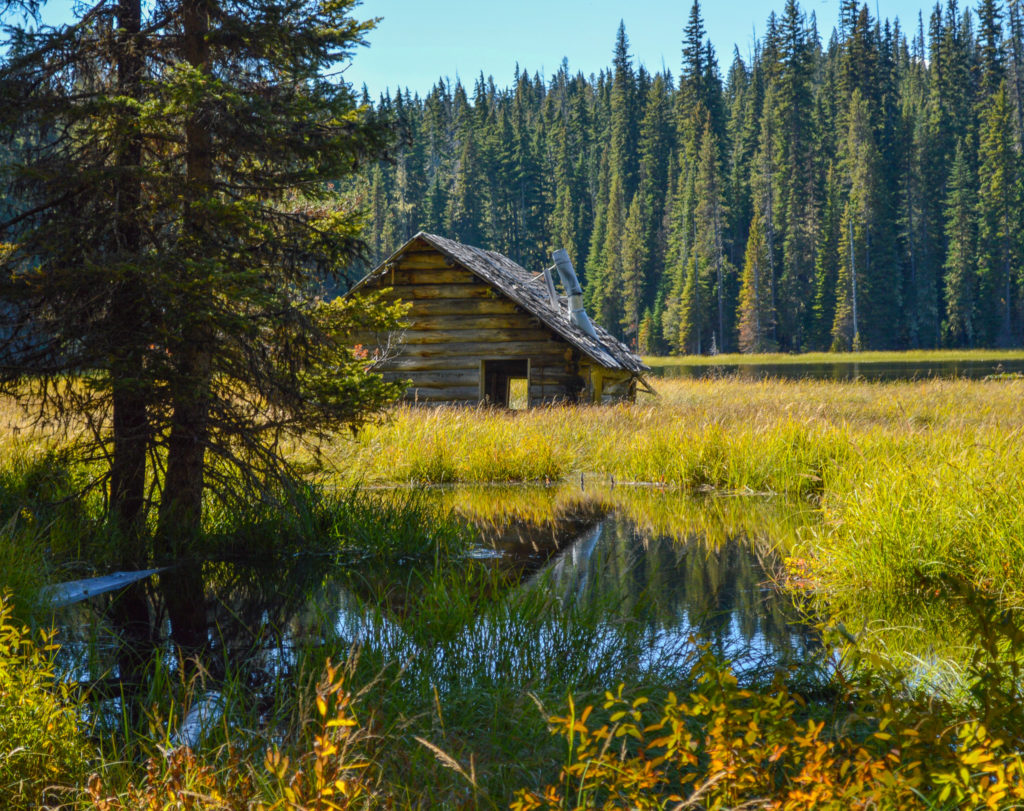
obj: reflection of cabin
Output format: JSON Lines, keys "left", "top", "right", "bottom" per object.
{"left": 348, "top": 232, "right": 650, "bottom": 406}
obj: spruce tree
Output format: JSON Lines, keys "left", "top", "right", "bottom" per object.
{"left": 737, "top": 209, "right": 777, "bottom": 351}
{"left": 693, "top": 121, "right": 733, "bottom": 351}
{"left": 620, "top": 193, "right": 649, "bottom": 341}
{"left": 1, "top": 0, "right": 401, "bottom": 564}
{"left": 976, "top": 82, "right": 1022, "bottom": 344}
{"left": 832, "top": 89, "right": 879, "bottom": 349}
{"left": 943, "top": 138, "right": 980, "bottom": 345}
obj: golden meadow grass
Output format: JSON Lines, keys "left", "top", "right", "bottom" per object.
{"left": 3, "top": 374, "right": 1021, "bottom": 607}
{"left": 322, "top": 376, "right": 1024, "bottom": 608}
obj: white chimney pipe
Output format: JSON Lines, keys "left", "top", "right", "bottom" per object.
{"left": 552, "top": 248, "right": 599, "bottom": 340}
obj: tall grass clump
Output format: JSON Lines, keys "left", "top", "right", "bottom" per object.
{"left": 342, "top": 404, "right": 573, "bottom": 483}
{"left": 203, "top": 483, "right": 471, "bottom": 567}
{"left": 806, "top": 429, "right": 1024, "bottom": 602}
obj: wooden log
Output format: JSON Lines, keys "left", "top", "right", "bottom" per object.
{"left": 398, "top": 327, "right": 556, "bottom": 345}
{"left": 386, "top": 298, "right": 520, "bottom": 316}
{"left": 393, "top": 253, "right": 458, "bottom": 270}
{"left": 374, "top": 284, "right": 500, "bottom": 300}
{"left": 383, "top": 356, "right": 482, "bottom": 372}
{"left": 403, "top": 314, "right": 542, "bottom": 331}
{"left": 394, "top": 340, "right": 569, "bottom": 358}
{"left": 397, "top": 245, "right": 439, "bottom": 256}
{"left": 529, "top": 374, "right": 575, "bottom": 386}
{"left": 391, "top": 268, "right": 479, "bottom": 285}
{"left": 529, "top": 360, "right": 575, "bottom": 372}
{"left": 385, "top": 369, "right": 479, "bottom": 386}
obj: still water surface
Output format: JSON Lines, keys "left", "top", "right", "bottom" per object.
{"left": 650, "top": 358, "right": 1024, "bottom": 381}
{"left": 56, "top": 487, "right": 820, "bottom": 702}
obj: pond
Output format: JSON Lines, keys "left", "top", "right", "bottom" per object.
{"left": 53, "top": 485, "right": 824, "bottom": 724}
{"left": 649, "top": 357, "right": 1024, "bottom": 381}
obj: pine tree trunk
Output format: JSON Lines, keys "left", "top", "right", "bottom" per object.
{"left": 108, "top": 0, "right": 155, "bottom": 709}
{"left": 156, "top": 0, "right": 214, "bottom": 657}
{"left": 109, "top": 0, "right": 147, "bottom": 554}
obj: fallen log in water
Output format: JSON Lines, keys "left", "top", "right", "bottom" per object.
{"left": 42, "top": 568, "right": 165, "bottom": 608}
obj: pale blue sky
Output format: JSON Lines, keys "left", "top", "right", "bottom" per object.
{"left": 28, "top": 0, "right": 955, "bottom": 98}
{"left": 346, "top": 0, "right": 937, "bottom": 98}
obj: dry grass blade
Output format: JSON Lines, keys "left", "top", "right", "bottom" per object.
{"left": 413, "top": 736, "right": 478, "bottom": 787}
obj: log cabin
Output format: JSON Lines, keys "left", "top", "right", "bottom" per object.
{"left": 348, "top": 232, "right": 651, "bottom": 407}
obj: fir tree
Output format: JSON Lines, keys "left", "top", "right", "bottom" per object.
{"left": 737, "top": 209, "right": 777, "bottom": 351}
{"left": 1, "top": 0, "right": 402, "bottom": 650}
{"left": 943, "top": 138, "right": 980, "bottom": 345}
{"left": 976, "top": 82, "right": 1022, "bottom": 344}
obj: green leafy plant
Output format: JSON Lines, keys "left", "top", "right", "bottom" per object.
{"left": 0, "top": 598, "right": 88, "bottom": 810}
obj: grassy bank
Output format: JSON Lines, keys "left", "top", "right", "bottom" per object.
{"left": 322, "top": 376, "right": 1024, "bottom": 614}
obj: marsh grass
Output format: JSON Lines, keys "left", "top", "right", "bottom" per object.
{"left": 322, "top": 378, "right": 1024, "bottom": 609}
{"left": 329, "top": 377, "right": 1024, "bottom": 492}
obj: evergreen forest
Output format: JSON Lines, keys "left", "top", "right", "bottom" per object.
{"left": 344, "top": 0, "right": 1024, "bottom": 354}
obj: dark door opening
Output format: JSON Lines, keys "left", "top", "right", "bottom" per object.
{"left": 481, "top": 359, "right": 529, "bottom": 408}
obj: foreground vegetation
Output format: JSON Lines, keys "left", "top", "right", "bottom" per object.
{"left": 6, "top": 556, "right": 1024, "bottom": 808}
{"left": 4, "top": 372, "right": 1024, "bottom": 806}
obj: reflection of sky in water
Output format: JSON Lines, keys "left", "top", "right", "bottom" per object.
{"left": 525, "top": 515, "right": 818, "bottom": 679}
{"left": 324, "top": 512, "right": 819, "bottom": 690}
{"left": 652, "top": 358, "right": 1024, "bottom": 382}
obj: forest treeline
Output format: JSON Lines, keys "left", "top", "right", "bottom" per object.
{"left": 344, "top": 0, "right": 1024, "bottom": 354}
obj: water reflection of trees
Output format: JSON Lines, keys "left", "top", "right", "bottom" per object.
{"left": 543, "top": 516, "right": 818, "bottom": 668}
{"left": 55, "top": 488, "right": 820, "bottom": 715}
{"left": 56, "top": 558, "right": 340, "bottom": 698}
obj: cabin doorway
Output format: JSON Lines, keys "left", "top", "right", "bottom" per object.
{"left": 481, "top": 359, "right": 529, "bottom": 409}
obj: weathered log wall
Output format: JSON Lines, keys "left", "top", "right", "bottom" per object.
{"left": 356, "top": 243, "right": 584, "bottom": 405}
{"left": 353, "top": 239, "right": 633, "bottom": 405}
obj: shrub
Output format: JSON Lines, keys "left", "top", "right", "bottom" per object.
{"left": 0, "top": 597, "right": 89, "bottom": 810}
{"left": 514, "top": 636, "right": 1024, "bottom": 810}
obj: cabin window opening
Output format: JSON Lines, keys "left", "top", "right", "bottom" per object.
{"left": 481, "top": 358, "right": 529, "bottom": 408}
{"left": 508, "top": 377, "right": 528, "bottom": 410}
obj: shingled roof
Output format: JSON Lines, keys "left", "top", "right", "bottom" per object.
{"left": 353, "top": 232, "right": 649, "bottom": 376}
